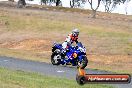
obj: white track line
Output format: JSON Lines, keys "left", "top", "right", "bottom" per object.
{"left": 57, "top": 70, "right": 65, "bottom": 73}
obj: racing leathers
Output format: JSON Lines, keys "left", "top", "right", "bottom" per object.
{"left": 62, "top": 33, "right": 78, "bottom": 53}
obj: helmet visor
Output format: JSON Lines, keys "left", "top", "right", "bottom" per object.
{"left": 72, "top": 32, "right": 78, "bottom": 37}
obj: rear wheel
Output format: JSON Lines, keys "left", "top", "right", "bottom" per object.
{"left": 51, "top": 50, "right": 61, "bottom": 65}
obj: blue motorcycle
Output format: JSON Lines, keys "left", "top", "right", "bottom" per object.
{"left": 51, "top": 42, "right": 88, "bottom": 69}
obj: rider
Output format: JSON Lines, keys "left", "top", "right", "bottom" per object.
{"left": 62, "top": 28, "right": 79, "bottom": 55}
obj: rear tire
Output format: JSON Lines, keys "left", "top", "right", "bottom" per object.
{"left": 51, "top": 50, "right": 61, "bottom": 65}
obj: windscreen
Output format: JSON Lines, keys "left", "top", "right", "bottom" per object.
{"left": 77, "top": 42, "right": 83, "bottom": 48}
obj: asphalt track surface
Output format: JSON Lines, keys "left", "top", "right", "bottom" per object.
{"left": 0, "top": 56, "right": 131, "bottom": 88}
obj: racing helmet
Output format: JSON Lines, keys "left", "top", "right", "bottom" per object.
{"left": 72, "top": 28, "right": 79, "bottom": 37}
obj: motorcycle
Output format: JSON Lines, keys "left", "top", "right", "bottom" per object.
{"left": 51, "top": 42, "right": 88, "bottom": 69}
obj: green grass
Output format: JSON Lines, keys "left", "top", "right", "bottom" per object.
{"left": 1, "top": 10, "right": 131, "bottom": 38}
{"left": 0, "top": 67, "right": 114, "bottom": 88}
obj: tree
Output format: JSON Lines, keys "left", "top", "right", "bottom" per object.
{"left": 70, "top": 0, "right": 86, "bottom": 8}
{"left": 88, "top": 0, "right": 101, "bottom": 18}
{"left": 102, "top": 0, "right": 112, "bottom": 12}
{"left": 41, "top": 0, "right": 47, "bottom": 5}
{"left": 41, "top": 0, "right": 59, "bottom": 6}
{"left": 8, "top": 0, "right": 14, "bottom": 2}
{"left": 17, "top": 0, "right": 26, "bottom": 8}
{"left": 70, "top": 0, "right": 75, "bottom": 8}
{"left": 125, "top": 0, "right": 129, "bottom": 15}
{"left": 56, "top": 0, "right": 61, "bottom": 6}
{"left": 70, "top": 0, "right": 80, "bottom": 8}
{"left": 102, "top": 0, "right": 131, "bottom": 12}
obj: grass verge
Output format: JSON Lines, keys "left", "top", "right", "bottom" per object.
{"left": 0, "top": 67, "right": 114, "bottom": 88}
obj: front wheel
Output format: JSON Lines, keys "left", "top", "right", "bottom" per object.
{"left": 78, "top": 56, "right": 88, "bottom": 69}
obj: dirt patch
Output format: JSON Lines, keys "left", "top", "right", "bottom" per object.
{"left": 88, "top": 55, "right": 132, "bottom": 64}
{"left": 0, "top": 38, "right": 51, "bottom": 51}
{"left": 88, "top": 55, "right": 132, "bottom": 73}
